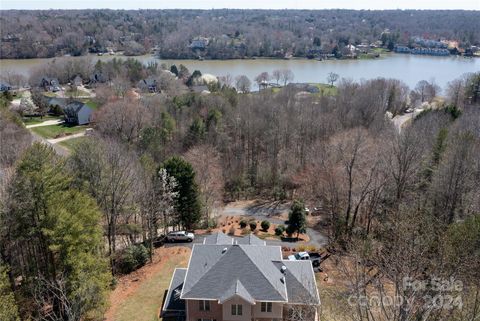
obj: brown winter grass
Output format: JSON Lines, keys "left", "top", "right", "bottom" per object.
{"left": 105, "top": 246, "right": 191, "bottom": 321}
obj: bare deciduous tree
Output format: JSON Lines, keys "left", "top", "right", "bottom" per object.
{"left": 184, "top": 145, "right": 224, "bottom": 226}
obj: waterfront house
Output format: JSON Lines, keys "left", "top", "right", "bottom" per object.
{"left": 161, "top": 232, "right": 321, "bottom": 321}
{"left": 190, "top": 37, "right": 209, "bottom": 50}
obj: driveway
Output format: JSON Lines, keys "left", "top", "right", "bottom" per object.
{"left": 392, "top": 108, "right": 424, "bottom": 132}
{"left": 47, "top": 131, "right": 86, "bottom": 144}
{"left": 26, "top": 119, "right": 63, "bottom": 128}
{"left": 30, "top": 132, "right": 70, "bottom": 156}
{"left": 221, "top": 201, "right": 329, "bottom": 248}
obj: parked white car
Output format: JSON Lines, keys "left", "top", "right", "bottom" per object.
{"left": 166, "top": 231, "right": 194, "bottom": 242}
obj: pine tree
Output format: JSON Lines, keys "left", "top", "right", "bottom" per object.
{"left": 288, "top": 200, "right": 307, "bottom": 239}
{"left": 5, "top": 143, "right": 110, "bottom": 320}
{"left": 162, "top": 156, "right": 201, "bottom": 230}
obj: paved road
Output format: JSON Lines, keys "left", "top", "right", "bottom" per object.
{"left": 391, "top": 108, "right": 425, "bottom": 132}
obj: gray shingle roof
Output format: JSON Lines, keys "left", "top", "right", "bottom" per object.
{"left": 236, "top": 233, "right": 266, "bottom": 245}
{"left": 64, "top": 101, "right": 89, "bottom": 113}
{"left": 219, "top": 280, "right": 255, "bottom": 304}
{"left": 175, "top": 233, "right": 319, "bottom": 306}
{"left": 203, "top": 232, "right": 234, "bottom": 245}
{"left": 273, "top": 260, "right": 320, "bottom": 305}
{"left": 181, "top": 244, "right": 287, "bottom": 302}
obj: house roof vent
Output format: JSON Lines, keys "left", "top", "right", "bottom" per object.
{"left": 222, "top": 247, "right": 228, "bottom": 254}
{"left": 280, "top": 276, "right": 286, "bottom": 284}
{"left": 281, "top": 266, "right": 287, "bottom": 274}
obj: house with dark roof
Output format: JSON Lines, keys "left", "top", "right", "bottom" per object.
{"left": 189, "top": 37, "right": 209, "bottom": 50}
{"left": 190, "top": 85, "right": 210, "bottom": 94}
{"left": 72, "top": 75, "right": 83, "bottom": 86}
{"left": 40, "top": 77, "right": 61, "bottom": 92}
{"left": 89, "top": 72, "right": 107, "bottom": 85}
{"left": 63, "top": 101, "right": 92, "bottom": 125}
{"left": 162, "top": 232, "right": 320, "bottom": 321}
{"left": 138, "top": 78, "right": 158, "bottom": 93}
{"left": 0, "top": 83, "right": 12, "bottom": 92}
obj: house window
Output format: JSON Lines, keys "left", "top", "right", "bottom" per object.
{"left": 261, "top": 302, "right": 273, "bottom": 312}
{"left": 231, "top": 304, "right": 242, "bottom": 316}
{"left": 199, "top": 300, "right": 210, "bottom": 311}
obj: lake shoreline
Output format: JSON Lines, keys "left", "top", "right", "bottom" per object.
{"left": 1, "top": 53, "right": 478, "bottom": 90}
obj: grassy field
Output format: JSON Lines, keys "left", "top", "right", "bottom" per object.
{"left": 58, "top": 136, "right": 88, "bottom": 150}
{"left": 84, "top": 99, "right": 99, "bottom": 110}
{"left": 23, "top": 115, "right": 61, "bottom": 124}
{"left": 270, "top": 83, "right": 337, "bottom": 96}
{"left": 66, "top": 88, "right": 91, "bottom": 97}
{"left": 31, "top": 124, "right": 87, "bottom": 139}
{"left": 371, "top": 47, "right": 390, "bottom": 54}
{"left": 107, "top": 247, "right": 191, "bottom": 321}
{"left": 311, "top": 83, "right": 338, "bottom": 96}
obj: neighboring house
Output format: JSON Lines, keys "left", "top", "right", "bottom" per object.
{"left": 190, "top": 37, "right": 209, "bottom": 50}
{"left": 191, "top": 85, "right": 210, "bottom": 94}
{"left": 89, "top": 72, "right": 107, "bottom": 85}
{"left": 41, "top": 77, "right": 61, "bottom": 92}
{"left": 63, "top": 101, "right": 92, "bottom": 125}
{"left": 0, "top": 83, "right": 12, "bottom": 92}
{"left": 46, "top": 97, "right": 69, "bottom": 113}
{"left": 161, "top": 232, "right": 320, "bottom": 321}
{"left": 138, "top": 78, "right": 158, "bottom": 93}
{"left": 72, "top": 75, "right": 83, "bottom": 86}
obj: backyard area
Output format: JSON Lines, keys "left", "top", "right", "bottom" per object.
{"left": 22, "top": 115, "right": 62, "bottom": 125}
{"left": 31, "top": 123, "right": 88, "bottom": 139}
{"left": 105, "top": 246, "right": 191, "bottom": 321}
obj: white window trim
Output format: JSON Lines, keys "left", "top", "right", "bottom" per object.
{"left": 231, "top": 304, "right": 243, "bottom": 316}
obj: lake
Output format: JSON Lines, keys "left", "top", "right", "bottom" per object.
{"left": 1, "top": 53, "right": 479, "bottom": 90}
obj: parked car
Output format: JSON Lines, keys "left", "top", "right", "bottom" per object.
{"left": 166, "top": 231, "right": 194, "bottom": 243}
{"left": 288, "top": 251, "right": 323, "bottom": 267}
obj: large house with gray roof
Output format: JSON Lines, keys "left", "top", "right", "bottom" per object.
{"left": 161, "top": 232, "right": 320, "bottom": 321}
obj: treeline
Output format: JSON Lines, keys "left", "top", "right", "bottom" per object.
{"left": 1, "top": 9, "right": 480, "bottom": 59}
{"left": 1, "top": 58, "right": 479, "bottom": 320}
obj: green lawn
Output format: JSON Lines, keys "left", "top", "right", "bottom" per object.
{"left": 58, "top": 136, "right": 89, "bottom": 150}
{"left": 23, "top": 115, "right": 61, "bottom": 125}
{"left": 113, "top": 249, "right": 190, "bottom": 321}
{"left": 371, "top": 47, "right": 390, "bottom": 54}
{"left": 311, "top": 83, "right": 338, "bottom": 96}
{"left": 31, "top": 124, "right": 87, "bottom": 139}
{"left": 66, "top": 88, "right": 91, "bottom": 97}
{"left": 84, "top": 99, "right": 100, "bottom": 110}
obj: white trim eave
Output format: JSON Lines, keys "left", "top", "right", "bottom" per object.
{"left": 179, "top": 244, "right": 196, "bottom": 299}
